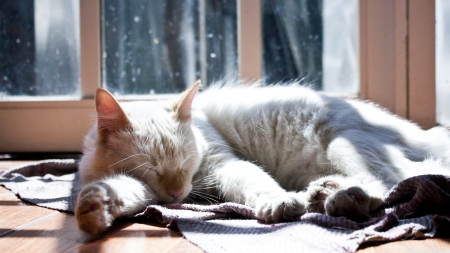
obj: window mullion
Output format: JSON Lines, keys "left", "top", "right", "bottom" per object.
{"left": 407, "top": 0, "right": 436, "bottom": 129}
{"left": 80, "top": 0, "right": 101, "bottom": 99}
{"left": 238, "top": 0, "right": 262, "bottom": 82}
{"left": 359, "top": 0, "right": 408, "bottom": 118}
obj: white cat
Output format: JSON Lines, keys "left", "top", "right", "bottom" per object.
{"left": 75, "top": 80, "right": 450, "bottom": 234}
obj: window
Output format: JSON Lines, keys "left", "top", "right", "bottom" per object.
{"left": 436, "top": 0, "right": 450, "bottom": 126}
{"left": 0, "top": 0, "right": 80, "bottom": 98}
{"left": 0, "top": 0, "right": 442, "bottom": 153}
{"left": 262, "top": 0, "right": 358, "bottom": 96}
{"left": 102, "top": 0, "right": 237, "bottom": 95}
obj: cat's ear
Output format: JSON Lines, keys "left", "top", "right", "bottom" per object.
{"left": 95, "top": 88, "right": 130, "bottom": 140}
{"left": 173, "top": 80, "right": 200, "bottom": 122}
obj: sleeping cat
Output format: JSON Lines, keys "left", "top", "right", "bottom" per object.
{"left": 75, "top": 80, "right": 450, "bottom": 234}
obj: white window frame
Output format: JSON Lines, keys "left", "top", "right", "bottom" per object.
{"left": 0, "top": 0, "right": 437, "bottom": 153}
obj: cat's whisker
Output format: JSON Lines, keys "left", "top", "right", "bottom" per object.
{"left": 189, "top": 192, "right": 213, "bottom": 204}
{"left": 138, "top": 152, "right": 152, "bottom": 160}
{"left": 192, "top": 174, "right": 217, "bottom": 181}
{"left": 192, "top": 177, "right": 217, "bottom": 184}
{"left": 192, "top": 178, "right": 217, "bottom": 185}
{"left": 191, "top": 191, "right": 220, "bottom": 202}
{"left": 192, "top": 186, "right": 217, "bottom": 190}
{"left": 193, "top": 182, "right": 217, "bottom": 188}
{"left": 124, "top": 162, "right": 150, "bottom": 174}
{"left": 192, "top": 182, "right": 217, "bottom": 188}
{"left": 185, "top": 196, "right": 198, "bottom": 204}
{"left": 108, "top": 153, "right": 143, "bottom": 168}
{"left": 189, "top": 191, "right": 220, "bottom": 204}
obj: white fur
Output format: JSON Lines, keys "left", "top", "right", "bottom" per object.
{"left": 76, "top": 82, "right": 450, "bottom": 233}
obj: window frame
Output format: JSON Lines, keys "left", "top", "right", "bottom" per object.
{"left": 359, "top": 0, "right": 436, "bottom": 129}
{"left": 0, "top": 0, "right": 438, "bottom": 152}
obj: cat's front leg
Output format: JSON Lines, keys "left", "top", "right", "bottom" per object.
{"left": 75, "top": 175, "right": 156, "bottom": 234}
{"left": 214, "top": 160, "right": 306, "bottom": 223}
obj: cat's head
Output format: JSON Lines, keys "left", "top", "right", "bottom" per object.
{"left": 85, "top": 81, "right": 201, "bottom": 204}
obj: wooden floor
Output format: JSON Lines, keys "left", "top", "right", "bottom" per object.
{"left": 1, "top": 161, "right": 450, "bottom": 253}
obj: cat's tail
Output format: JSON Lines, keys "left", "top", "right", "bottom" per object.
{"left": 421, "top": 126, "right": 450, "bottom": 165}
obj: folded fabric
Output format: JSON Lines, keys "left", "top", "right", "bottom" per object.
{"left": 1, "top": 159, "right": 450, "bottom": 253}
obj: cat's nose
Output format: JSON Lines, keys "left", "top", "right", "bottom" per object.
{"left": 168, "top": 190, "right": 183, "bottom": 200}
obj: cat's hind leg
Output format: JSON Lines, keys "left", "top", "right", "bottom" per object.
{"left": 305, "top": 136, "right": 396, "bottom": 221}
{"left": 305, "top": 175, "right": 381, "bottom": 221}
{"left": 75, "top": 175, "right": 156, "bottom": 234}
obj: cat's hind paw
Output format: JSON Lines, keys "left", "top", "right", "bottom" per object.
{"left": 75, "top": 183, "right": 117, "bottom": 234}
{"left": 255, "top": 192, "right": 306, "bottom": 223}
{"left": 306, "top": 178, "right": 373, "bottom": 222}
{"left": 324, "top": 187, "right": 371, "bottom": 222}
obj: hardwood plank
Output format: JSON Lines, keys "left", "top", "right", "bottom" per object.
{"left": 0, "top": 186, "right": 14, "bottom": 195}
{"left": 74, "top": 221, "right": 202, "bottom": 253}
{"left": 0, "top": 195, "right": 59, "bottom": 234}
{"left": 0, "top": 213, "right": 89, "bottom": 252}
{"left": 0, "top": 208, "right": 203, "bottom": 253}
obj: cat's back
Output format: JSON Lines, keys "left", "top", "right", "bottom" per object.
{"left": 196, "top": 83, "right": 325, "bottom": 114}
{"left": 194, "top": 83, "right": 334, "bottom": 185}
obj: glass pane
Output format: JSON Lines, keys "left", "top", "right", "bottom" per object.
{"left": 436, "top": 0, "right": 450, "bottom": 126}
{"left": 0, "top": 0, "right": 80, "bottom": 99}
{"left": 262, "top": 0, "right": 358, "bottom": 95}
{"left": 102, "top": 0, "right": 237, "bottom": 95}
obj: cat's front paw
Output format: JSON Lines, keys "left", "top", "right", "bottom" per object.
{"left": 75, "top": 183, "right": 118, "bottom": 234}
{"left": 306, "top": 179, "right": 341, "bottom": 213}
{"left": 255, "top": 192, "right": 306, "bottom": 223}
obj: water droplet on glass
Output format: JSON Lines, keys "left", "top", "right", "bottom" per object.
{"left": 210, "top": 53, "right": 216, "bottom": 58}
